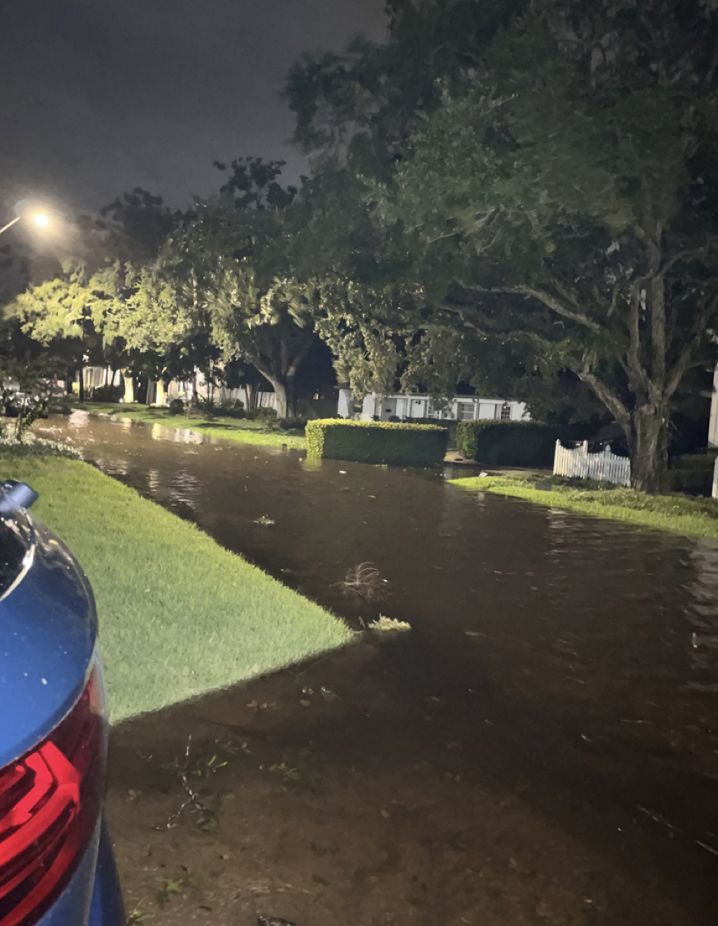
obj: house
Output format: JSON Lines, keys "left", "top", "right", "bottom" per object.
{"left": 337, "top": 388, "right": 529, "bottom": 423}
{"left": 709, "top": 365, "right": 718, "bottom": 448}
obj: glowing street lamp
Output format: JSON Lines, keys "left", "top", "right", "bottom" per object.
{"left": 0, "top": 209, "right": 52, "bottom": 237}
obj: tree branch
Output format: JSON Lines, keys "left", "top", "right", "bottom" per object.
{"left": 626, "top": 281, "right": 650, "bottom": 398}
{"left": 658, "top": 240, "right": 718, "bottom": 280}
{"left": 438, "top": 303, "right": 554, "bottom": 350}
{"left": 567, "top": 359, "right": 631, "bottom": 430}
{"left": 665, "top": 291, "right": 718, "bottom": 398}
{"left": 450, "top": 278, "right": 602, "bottom": 333}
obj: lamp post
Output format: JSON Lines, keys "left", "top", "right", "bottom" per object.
{"left": 0, "top": 212, "right": 50, "bottom": 237}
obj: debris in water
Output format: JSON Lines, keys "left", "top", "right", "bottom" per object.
{"left": 254, "top": 515, "right": 275, "bottom": 526}
{"left": 257, "top": 918, "right": 299, "bottom": 926}
{"left": 336, "top": 562, "right": 390, "bottom": 601}
{"left": 367, "top": 615, "right": 411, "bottom": 634}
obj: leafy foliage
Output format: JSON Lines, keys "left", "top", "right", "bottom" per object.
{"left": 306, "top": 418, "right": 449, "bottom": 465}
{"left": 0, "top": 357, "right": 56, "bottom": 440}
{"left": 456, "top": 420, "right": 566, "bottom": 467}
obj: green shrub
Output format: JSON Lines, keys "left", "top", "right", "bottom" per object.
{"left": 669, "top": 452, "right": 718, "bottom": 471}
{"left": 402, "top": 416, "right": 457, "bottom": 448}
{"left": 168, "top": 398, "right": 185, "bottom": 415}
{"left": 306, "top": 419, "right": 449, "bottom": 466}
{"left": 225, "top": 407, "right": 247, "bottom": 419}
{"left": 91, "top": 383, "right": 124, "bottom": 402}
{"left": 667, "top": 468, "right": 713, "bottom": 495}
{"left": 217, "top": 399, "right": 246, "bottom": 418}
{"left": 456, "top": 420, "right": 565, "bottom": 467}
{"left": 248, "top": 406, "right": 278, "bottom": 422}
{"left": 279, "top": 416, "right": 307, "bottom": 431}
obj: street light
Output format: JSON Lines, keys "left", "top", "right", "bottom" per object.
{"left": 0, "top": 210, "right": 51, "bottom": 237}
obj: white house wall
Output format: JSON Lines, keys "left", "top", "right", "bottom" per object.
{"left": 709, "top": 364, "right": 718, "bottom": 448}
{"left": 340, "top": 389, "right": 529, "bottom": 422}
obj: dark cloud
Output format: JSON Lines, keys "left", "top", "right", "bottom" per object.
{"left": 0, "top": 0, "right": 386, "bottom": 212}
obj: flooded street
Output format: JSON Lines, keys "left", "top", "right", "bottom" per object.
{"left": 39, "top": 412, "right": 718, "bottom": 924}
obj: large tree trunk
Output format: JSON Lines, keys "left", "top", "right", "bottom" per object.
{"left": 267, "top": 379, "right": 289, "bottom": 418}
{"left": 245, "top": 382, "right": 259, "bottom": 411}
{"left": 285, "top": 373, "right": 297, "bottom": 418}
{"left": 626, "top": 405, "right": 668, "bottom": 494}
{"left": 190, "top": 369, "right": 199, "bottom": 408}
{"left": 265, "top": 373, "right": 298, "bottom": 419}
{"left": 122, "top": 370, "right": 135, "bottom": 403}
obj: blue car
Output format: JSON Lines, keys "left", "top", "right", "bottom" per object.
{"left": 0, "top": 481, "right": 124, "bottom": 926}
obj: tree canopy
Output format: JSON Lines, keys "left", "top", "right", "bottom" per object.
{"left": 283, "top": 0, "right": 718, "bottom": 490}
{"left": 8, "top": 0, "right": 718, "bottom": 488}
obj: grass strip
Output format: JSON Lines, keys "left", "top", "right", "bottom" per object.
{"left": 76, "top": 402, "right": 306, "bottom": 449}
{"left": 451, "top": 473, "right": 718, "bottom": 540}
{"left": 0, "top": 450, "right": 352, "bottom": 723}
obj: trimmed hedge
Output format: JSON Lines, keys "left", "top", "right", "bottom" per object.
{"left": 456, "top": 420, "right": 565, "bottom": 467}
{"left": 400, "top": 415, "right": 457, "bottom": 448}
{"left": 667, "top": 454, "right": 717, "bottom": 495}
{"left": 306, "top": 419, "right": 449, "bottom": 466}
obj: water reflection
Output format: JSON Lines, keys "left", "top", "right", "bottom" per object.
{"left": 150, "top": 422, "right": 203, "bottom": 444}
{"left": 685, "top": 541, "right": 718, "bottom": 689}
{"left": 34, "top": 411, "right": 718, "bottom": 920}
{"left": 33, "top": 418, "right": 718, "bottom": 744}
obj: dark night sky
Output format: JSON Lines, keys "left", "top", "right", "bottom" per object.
{"left": 0, "top": 0, "right": 387, "bottom": 214}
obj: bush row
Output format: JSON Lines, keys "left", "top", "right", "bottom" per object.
{"left": 399, "top": 416, "right": 457, "bottom": 448}
{"left": 456, "top": 420, "right": 565, "bottom": 467}
{"left": 306, "top": 419, "right": 449, "bottom": 466}
{"left": 166, "top": 397, "right": 307, "bottom": 431}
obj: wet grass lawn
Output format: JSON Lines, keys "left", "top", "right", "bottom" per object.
{"left": 0, "top": 450, "right": 352, "bottom": 722}
{"left": 452, "top": 472, "right": 718, "bottom": 540}
{"left": 77, "top": 402, "right": 307, "bottom": 449}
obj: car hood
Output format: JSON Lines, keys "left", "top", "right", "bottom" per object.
{"left": 0, "top": 509, "right": 97, "bottom": 767}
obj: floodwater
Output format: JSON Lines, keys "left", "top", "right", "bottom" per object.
{"left": 37, "top": 412, "right": 718, "bottom": 925}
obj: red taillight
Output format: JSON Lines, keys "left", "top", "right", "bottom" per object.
{"left": 0, "top": 668, "right": 105, "bottom": 926}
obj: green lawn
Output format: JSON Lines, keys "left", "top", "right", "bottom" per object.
{"left": 1, "top": 451, "right": 352, "bottom": 723}
{"left": 76, "top": 402, "right": 306, "bottom": 449}
{"left": 451, "top": 472, "right": 718, "bottom": 540}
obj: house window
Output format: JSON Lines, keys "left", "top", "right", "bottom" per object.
{"left": 501, "top": 404, "right": 512, "bottom": 420}
{"left": 458, "top": 402, "right": 475, "bottom": 421}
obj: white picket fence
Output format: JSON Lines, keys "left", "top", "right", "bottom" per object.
{"left": 553, "top": 439, "right": 631, "bottom": 487}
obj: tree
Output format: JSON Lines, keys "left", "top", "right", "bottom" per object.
{"left": 202, "top": 259, "right": 314, "bottom": 417}
{"left": 4, "top": 187, "right": 189, "bottom": 405}
{"left": 168, "top": 159, "right": 316, "bottom": 418}
{"left": 361, "top": 14, "right": 718, "bottom": 492}
{"left": 285, "top": 0, "right": 523, "bottom": 178}
{"left": 0, "top": 356, "right": 56, "bottom": 441}
{"left": 283, "top": 0, "right": 718, "bottom": 489}
{"left": 5, "top": 266, "right": 111, "bottom": 402}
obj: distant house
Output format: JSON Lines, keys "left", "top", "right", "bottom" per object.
{"left": 338, "top": 389, "right": 529, "bottom": 423}
{"left": 709, "top": 365, "right": 718, "bottom": 448}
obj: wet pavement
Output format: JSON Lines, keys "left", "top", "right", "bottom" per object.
{"left": 37, "top": 412, "right": 718, "bottom": 924}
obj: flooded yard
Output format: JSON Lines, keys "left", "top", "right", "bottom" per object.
{"left": 38, "top": 412, "right": 718, "bottom": 924}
